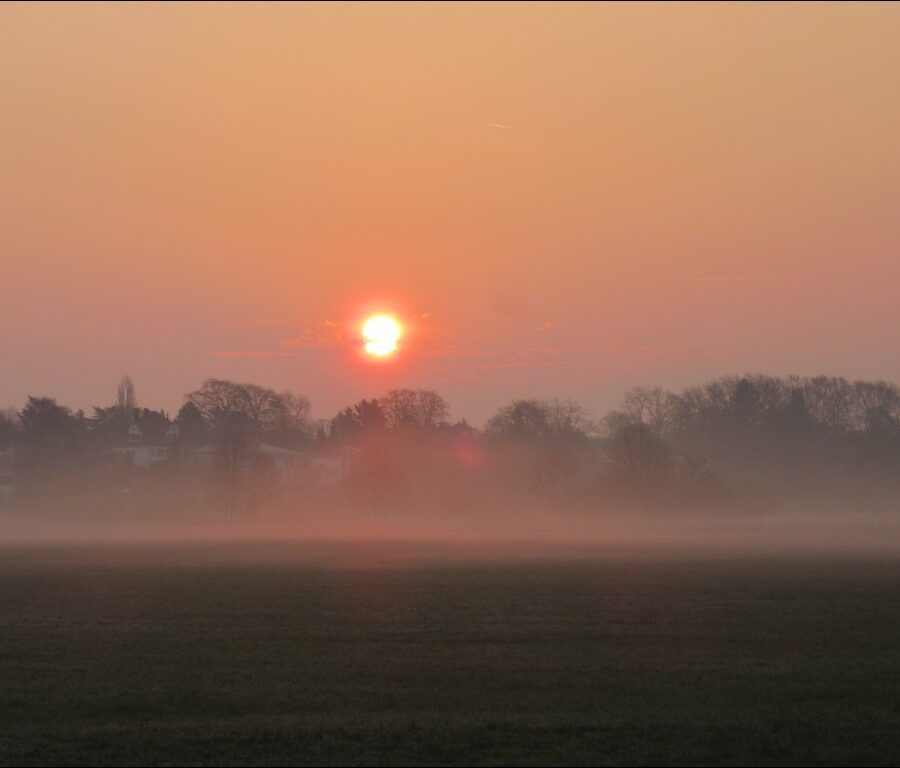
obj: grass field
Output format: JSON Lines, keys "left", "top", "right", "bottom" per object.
{"left": 1, "top": 541, "right": 899, "bottom": 766}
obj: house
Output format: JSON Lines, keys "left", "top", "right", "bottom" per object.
{"left": 257, "top": 443, "right": 304, "bottom": 483}
{"left": 112, "top": 421, "right": 178, "bottom": 468}
{"left": 307, "top": 446, "right": 361, "bottom": 486}
{"left": 191, "top": 442, "right": 304, "bottom": 484}
{"left": 190, "top": 442, "right": 358, "bottom": 486}
{"left": 0, "top": 448, "right": 15, "bottom": 499}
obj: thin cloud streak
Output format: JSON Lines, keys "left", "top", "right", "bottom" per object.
{"left": 659, "top": 276, "right": 824, "bottom": 284}
{"left": 212, "top": 350, "right": 298, "bottom": 359}
{"left": 281, "top": 321, "right": 349, "bottom": 349}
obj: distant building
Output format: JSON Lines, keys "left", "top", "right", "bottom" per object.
{"left": 257, "top": 443, "right": 305, "bottom": 483}
{"left": 307, "top": 446, "right": 361, "bottom": 486}
{"left": 190, "top": 442, "right": 359, "bottom": 486}
{"left": 191, "top": 442, "right": 305, "bottom": 484}
{"left": 113, "top": 421, "right": 178, "bottom": 469}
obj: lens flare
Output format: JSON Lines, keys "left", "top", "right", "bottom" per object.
{"left": 362, "top": 314, "right": 402, "bottom": 357}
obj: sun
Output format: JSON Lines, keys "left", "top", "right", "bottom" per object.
{"left": 362, "top": 314, "right": 402, "bottom": 357}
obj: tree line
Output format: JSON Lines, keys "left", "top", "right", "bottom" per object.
{"left": 2, "top": 373, "right": 900, "bottom": 515}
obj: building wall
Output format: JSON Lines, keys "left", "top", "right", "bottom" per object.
{"left": 114, "top": 446, "right": 169, "bottom": 469}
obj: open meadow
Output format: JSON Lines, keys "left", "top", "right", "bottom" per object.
{"left": 1, "top": 540, "right": 899, "bottom": 766}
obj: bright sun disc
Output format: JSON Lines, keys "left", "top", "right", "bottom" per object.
{"left": 362, "top": 314, "right": 402, "bottom": 357}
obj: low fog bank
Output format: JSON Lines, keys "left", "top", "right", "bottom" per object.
{"left": 4, "top": 374, "right": 900, "bottom": 562}
{"left": 3, "top": 505, "right": 900, "bottom": 563}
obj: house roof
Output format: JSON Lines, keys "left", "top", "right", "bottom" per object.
{"left": 192, "top": 442, "right": 302, "bottom": 457}
{"left": 112, "top": 417, "right": 174, "bottom": 448}
{"left": 309, "top": 445, "right": 363, "bottom": 459}
{"left": 257, "top": 443, "right": 302, "bottom": 456}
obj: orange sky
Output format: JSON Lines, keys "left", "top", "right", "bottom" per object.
{"left": 2, "top": 2, "right": 900, "bottom": 423}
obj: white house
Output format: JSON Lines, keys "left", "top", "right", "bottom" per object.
{"left": 191, "top": 442, "right": 304, "bottom": 484}
{"left": 308, "top": 446, "right": 361, "bottom": 486}
{"left": 112, "top": 422, "right": 175, "bottom": 468}
{"left": 257, "top": 443, "right": 304, "bottom": 483}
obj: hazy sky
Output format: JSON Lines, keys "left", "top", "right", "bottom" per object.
{"left": 2, "top": 2, "right": 900, "bottom": 424}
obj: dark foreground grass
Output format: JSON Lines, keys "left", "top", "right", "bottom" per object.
{"left": 1, "top": 542, "right": 900, "bottom": 766}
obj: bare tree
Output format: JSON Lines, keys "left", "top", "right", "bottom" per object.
{"left": 608, "top": 422, "right": 671, "bottom": 484}
{"left": 214, "top": 412, "right": 256, "bottom": 521}
{"left": 186, "top": 379, "right": 308, "bottom": 433}
{"left": 381, "top": 389, "right": 449, "bottom": 430}
{"left": 850, "top": 380, "right": 900, "bottom": 435}
{"left": 353, "top": 399, "right": 387, "bottom": 432}
{"left": 802, "top": 376, "right": 854, "bottom": 431}
{"left": 116, "top": 376, "right": 137, "bottom": 420}
{"left": 186, "top": 379, "right": 242, "bottom": 427}
{"left": 486, "top": 398, "right": 592, "bottom": 496}
{"left": 545, "top": 399, "right": 593, "bottom": 439}
{"left": 272, "top": 392, "right": 312, "bottom": 431}
{"left": 487, "top": 398, "right": 590, "bottom": 443}
{"left": 186, "top": 379, "right": 314, "bottom": 514}
{"left": 0, "top": 408, "right": 20, "bottom": 447}
{"left": 485, "top": 399, "right": 552, "bottom": 442}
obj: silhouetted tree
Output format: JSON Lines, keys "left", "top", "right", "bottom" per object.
{"left": 381, "top": 389, "right": 449, "bottom": 430}
{"left": 621, "top": 386, "right": 676, "bottom": 437}
{"left": 486, "top": 398, "right": 591, "bottom": 496}
{"left": 185, "top": 379, "right": 313, "bottom": 515}
{"left": 329, "top": 407, "right": 360, "bottom": 441}
{"left": 18, "top": 397, "right": 85, "bottom": 481}
{"left": 605, "top": 373, "right": 900, "bottom": 501}
{"left": 213, "top": 411, "right": 257, "bottom": 521}
{"left": 267, "top": 392, "right": 313, "bottom": 448}
{"left": 116, "top": 375, "right": 137, "bottom": 419}
{"left": 186, "top": 379, "right": 260, "bottom": 428}
{"left": 607, "top": 422, "right": 671, "bottom": 485}
{"left": 0, "top": 409, "right": 19, "bottom": 448}
{"left": 329, "top": 399, "right": 389, "bottom": 443}
{"left": 175, "top": 402, "right": 209, "bottom": 446}
{"left": 186, "top": 379, "right": 311, "bottom": 440}
{"left": 487, "top": 399, "right": 590, "bottom": 444}
{"left": 485, "top": 399, "right": 553, "bottom": 443}
{"left": 851, "top": 380, "right": 900, "bottom": 436}
{"left": 353, "top": 398, "right": 387, "bottom": 432}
